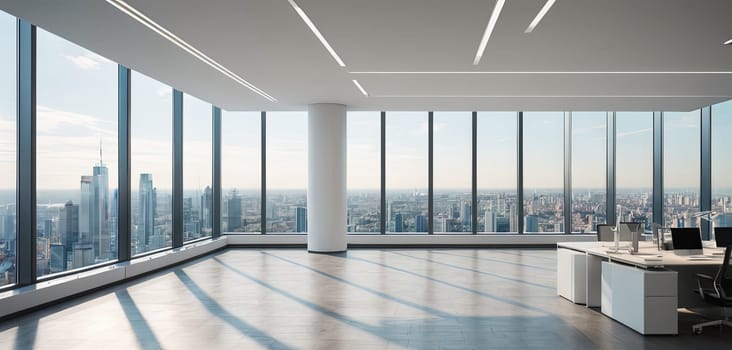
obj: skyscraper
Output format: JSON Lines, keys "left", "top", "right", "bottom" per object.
{"left": 460, "top": 201, "right": 471, "bottom": 228}
{"left": 92, "top": 160, "right": 110, "bottom": 261}
{"left": 137, "top": 174, "right": 156, "bottom": 252}
{"left": 59, "top": 201, "right": 79, "bottom": 259}
{"left": 394, "top": 213, "right": 404, "bottom": 232}
{"left": 525, "top": 215, "right": 539, "bottom": 232}
{"left": 227, "top": 190, "right": 242, "bottom": 232}
{"left": 201, "top": 186, "right": 213, "bottom": 232}
{"left": 484, "top": 210, "right": 495, "bottom": 232}
{"left": 296, "top": 207, "right": 307, "bottom": 232}
{"left": 416, "top": 214, "right": 427, "bottom": 232}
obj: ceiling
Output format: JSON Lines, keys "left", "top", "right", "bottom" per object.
{"left": 2, "top": 0, "right": 732, "bottom": 111}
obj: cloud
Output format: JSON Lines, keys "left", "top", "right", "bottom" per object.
{"left": 157, "top": 86, "right": 172, "bottom": 98}
{"left": 65, "top": 54, "right": 100, "bottom": 70}
{"left": 617, "top": 127, "right": 651, "bottom": 139}
{"left": 36, "top": 105, "right": 115, "bottom": 137}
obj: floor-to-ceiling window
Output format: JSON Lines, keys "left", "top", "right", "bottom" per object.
{"left": 664, "top": 111, "right": 700, "bottom": 228}
{"left": 712, "top": 101, "right": 732, "bottom": 228}
{"left": 615, "top": 112, "right": 654, "bottom": 231}
{"left": 523, "top": 112, "right": 564, "bottom": 233}
{"left": 36, "top": 29, "right": 118, "bottom": 276}
{"left": 571, "top": 112, "right": 607, "bottom": 232}
{"left": 266, "top": 112, "right": 307, "bottom": 233}
{"left": 386, "top": 112, "right": 428, "bottom": 233}
{"left": 433, "top": 112, "right": 472, "bottom": 233}
{"left": 347, "top": 112, "right": 380, "bottom": 233}
{"left": 477, "top": 112, "right": 518, "bottom": 233}
{"left": 130, "top": 72, "right": 173, "bottom": 254}
{"left": 0, "top": 10, "right": 16, "bottom": 286}
{"left": 221, "top": 111, "right": 261, "bottom": 233}
{"left": 182, "top": 94, "right": 212, "bottom": 241}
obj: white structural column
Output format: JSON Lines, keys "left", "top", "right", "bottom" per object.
{"left": 307, "top": 103, "right": 348, "bottom": 252}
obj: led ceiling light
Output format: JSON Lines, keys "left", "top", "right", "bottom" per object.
{"left": 725, "top": 38, "right": 732, "bottom": 45}
{"left": 350, "top": 71, "right": 732, "bottom": 74}
{"left": 473, "top": 0, "right": 506, "bottom": 65}
{"left": 352, "top": 80, "right": 369, "bottom": 97}
{"left": 106, "top": 0, "right": 276, "bottom": 102}
{"left": 287, "top": 0, "right": 346, "bottom": 67}
{"left": 525, "top": 0, "right": 556, "bottom": 33}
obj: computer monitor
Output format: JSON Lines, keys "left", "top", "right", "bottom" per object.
{"left": 619, "top": 222, "right": 642, "bottom": 241}
{"left": 596, "top": 224, "right": 614, "bottom": 242}
{"left": 714, "top": 227, "right": 732, "bottom": 248}
{"left": 671, "top": 227, "right": 703, "bottom": 252}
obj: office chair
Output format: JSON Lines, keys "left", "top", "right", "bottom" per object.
{"left": 596, "top": 224, "right": 614, "bottom": 242}
{"left": 693, "top": 245, "right": 732, "bottom": 334}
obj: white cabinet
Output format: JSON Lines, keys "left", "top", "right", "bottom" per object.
{"left": 601, "top": 261, "right": 678, "bottom": 335}
{"left": 557, "top": 248, "right": 587, "bottom": 304}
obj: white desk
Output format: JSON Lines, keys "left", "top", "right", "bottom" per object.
{"left": 557, "top": 241, "right": 724, "bottom": 335}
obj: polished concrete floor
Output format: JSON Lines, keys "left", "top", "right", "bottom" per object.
{"left": 1, "top": 248, "right": 731, "bottom": 349}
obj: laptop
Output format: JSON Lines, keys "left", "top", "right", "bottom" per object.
{"left": 671, "top": 227, "right": 703, "bottom": 255}
{"left": 714, "top": 227, "right": 732, "bottom": 248}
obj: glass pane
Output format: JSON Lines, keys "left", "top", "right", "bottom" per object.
{"left": 664, "top": 111, "right": 700, "bottom": 228}
{"left": 36, "top": 29, "right": 118, "bottom": 276}
{"left": 0, "top": 10, "right": 16, "bottom": 286}
{"left": 183, "top": 94, "right": 212, "bottom": 241}
{"left": 347, "top": 112, "right": 380, "bottom": 234}
{"left": 616, "top": 112, "right": 653, "bottom": 231}
{"left": 266, "top": 112, "right": 307, "bottom": 233}
{"left": 523, "top": 112, "right": 564, "bottom": 233}
{"left": 571, "top": 112, "right": 606, "bottom": 233}
{"left": 222, "top": 111, "right": 261, "bottom": 233}
{"left": 433, "top": 112, "right": 471, "bottom": 233}
{"left": 477, "top": 112, "right": 518, "bottom": 233}
{"left": 130, "top": 71, "right": 172, "bottom": 255}
{"left": 386, "top": 112, "right": 428, "bottom": 233}
{"left": 713, "top": 101, "right": 732, "bottom": 228}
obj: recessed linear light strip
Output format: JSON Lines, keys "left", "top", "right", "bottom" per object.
{"left": 473, "top": 0, "right": 505, "bottom": 65}
{"left": 106, "top": 0, "right": 277, "bottom": 102}
{"left": 352, "top": 80, "right": 368, "bottom": 97}
{"left": 287, "top": 0, "right": 346, "bottom": 67}
{"left": 370, "top": 95, "right": 729, "bottom": 98}
{"left": 350, "top": 71, "right": 732, "bottom": 74}
{"left": 725, "top": 38, "right": 732, "bottom": 45}
{"left": 525, "top": 0, "right": 556, "bottom": 33}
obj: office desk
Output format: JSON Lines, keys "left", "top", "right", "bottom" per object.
{"left": 557, "top": 241, "right": 724, "bottom": 335}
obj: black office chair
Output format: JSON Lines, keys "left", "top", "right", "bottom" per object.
{"left": 693, "top": 245, "right": 732, "bottom": 334}
{"left": 596, "top": 224, "right": 614, "bottom": 242}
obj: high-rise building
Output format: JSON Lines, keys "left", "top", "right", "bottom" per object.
{"left": 227, "top": 190, "right": 242, "bottom": 232}
{"left": 525, "top": 215, "right": 539, "bottom": 233}
{"left": 460, "top": 201, "right": 471, "bottom": 228}
{"left": 49, "top": 243, "right": 66, "bottom": 273}
{"left": 92, "top": 161, "right": 111, "bottom": 261}
{"left": 79, "top": 175, "right": 93, "bottom": 244}
{"left": 394, "top": 213, "right": 404, "bottom": 232}
{"left": 59, "top": 201, "right": 79, "bottom": 258}
{"left": 484, "top": 210, "right": 496, "bottom": 232}
{"left": 415, "top": 214, "right": 427, "bottom": 232}
{"left": 201, "top": 186, "right": 213, "bottom": 232}
{"left": 137, "top": 174, "right": 156, "bottom": 252}
{"left": 296, "top": 207, "right": 308, "bottom": 232}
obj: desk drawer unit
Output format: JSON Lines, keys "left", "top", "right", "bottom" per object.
{"left": 601, "top": 261, "right": 678, "bottom": 335}
{"left": 557, "top": 248, "right": 587, "bottom": 304}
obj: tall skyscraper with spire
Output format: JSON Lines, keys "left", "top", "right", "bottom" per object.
{"left": 78, "top": 143, "right": 111, "bottom": 264}
{"left": 137, "top": 173, "right": 156, "bottom": 253}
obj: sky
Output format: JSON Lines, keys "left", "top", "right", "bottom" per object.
{"left": 2, "top": 9, "right": 732, "bottom": 195}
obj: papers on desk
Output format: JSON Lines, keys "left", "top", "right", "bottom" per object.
{"left": 687, "top": 255, "right": 720, "bottom": 261}
{"left": 643, "top": 257, "right": 663, "bottom": 262}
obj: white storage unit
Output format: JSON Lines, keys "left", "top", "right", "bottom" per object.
{"left": 557, "top": 248, "right": 587, "bottom": 304}
{"left": 601, "top": 261, "right": 678, "bottom": 335}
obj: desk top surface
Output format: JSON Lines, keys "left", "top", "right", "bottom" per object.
{"left": 557, "top": 241, "right": 726, "bottom": 269}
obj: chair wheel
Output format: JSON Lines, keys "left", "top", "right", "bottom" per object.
{"left": 693, "top": 328, "right": 703, "bottom": 335}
